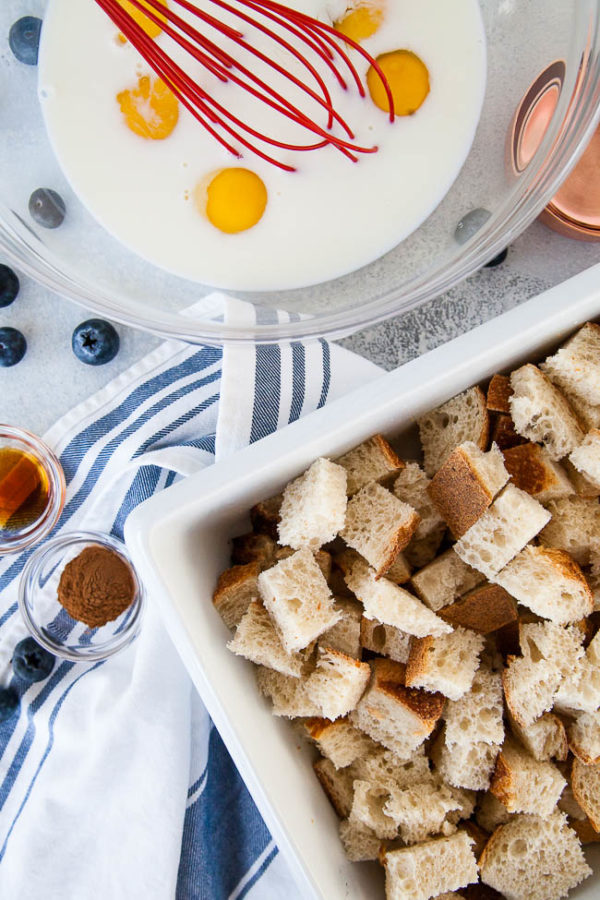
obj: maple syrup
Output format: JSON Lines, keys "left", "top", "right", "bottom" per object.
{"left": 0, "top": 447, "right": 51, "bottom": 533}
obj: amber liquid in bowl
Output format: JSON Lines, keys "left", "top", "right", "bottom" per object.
{"left": 0, "top": 447, "right": 51, "bottom": 535}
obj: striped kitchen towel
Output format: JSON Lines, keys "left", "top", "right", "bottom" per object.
{"left": 0, "top": 295, "right": 382, "bottom": 900}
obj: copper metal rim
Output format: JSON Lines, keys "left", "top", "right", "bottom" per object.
{"left": 541, "top": 124, "right": 600, "bottom": 241}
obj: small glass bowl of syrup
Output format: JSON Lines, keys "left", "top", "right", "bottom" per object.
{"left": 0, "top": 425, "right": 66, "bottom": 554}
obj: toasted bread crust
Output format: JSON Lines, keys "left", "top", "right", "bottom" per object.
{"left": 439, "top": 584, "right": 517, "bottom": 634}
{"left": 489, "top": 750, "right": 514, "bottom": 810}
{"left": 313, "top": 758, "right": 352, "bottom": 818}
{"left": 371, "top": 657, "right": 445, "bottom": 724}
{"left": 231, "top": 532, "right": 277, "bottom": 568}
{"left": 370, "top": 434, "right": 405, "bottom": 473}
{"left": 571, "top": 817, "right": 600, "bottom": 844}
{"left": 428, "top": 447, "right": 494, "bottom": 538}
{"left": 502, "top": 443, "right": 562, "bottom": 496}
{"left": 250, "top": 494, "right": 283, "bottom": 539}
{"left": 487, "top": 375, "right": 513, "bottom": 414}
{"left": 375, "top": 509, "right": 421, "bottom": 578}
{"left": 571, "top": 759, "right": 600, "bottom": 831}
{"left": 491, "top": 414, "right": 525, "bottom": 451}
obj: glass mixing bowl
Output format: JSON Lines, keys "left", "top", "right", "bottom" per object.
{"left": 1, "top": 1, "right": 600, "bottom": 345}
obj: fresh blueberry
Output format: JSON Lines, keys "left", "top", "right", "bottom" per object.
{"left": 0, "top": 327, "right": 26, "bottom": 367}
{"left": 29, "top": 188, "right": 66, "bottom": 229}
{"left": 0, "top": 265, "right": 20, "bottom": 307}
{"left": 485, "top": 247, "right": 509, "bottom": 268}
{"left": 454, "top": 208, "right": 492, "bottom": 245}
{"left": 0, "top": 687, "right": 19, "bottom": 723}
{"left": 72, "top": 318, "right": 120, "bottom": 366}
{"left": 9, "top": 16, "right": 42, "bottom": 66}
{"left": 12, "top": 637, "right": 55, "bottom": 684}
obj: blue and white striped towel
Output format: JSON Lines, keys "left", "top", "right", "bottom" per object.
{"left": 0, "top": 295, "right": 382, "bottom": 900}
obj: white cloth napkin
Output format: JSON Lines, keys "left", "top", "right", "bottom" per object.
{"left": 0, "top": 296, "right": 382, "bottom": 900}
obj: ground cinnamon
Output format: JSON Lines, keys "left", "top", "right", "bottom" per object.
{"left": 57, "top": 545, "right": 135, "bottom": 627}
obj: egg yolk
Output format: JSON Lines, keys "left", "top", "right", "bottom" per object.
{"left": 117, "top": 0, "right": 167, "bottom": 40}
{"left": 117, "top": 75, "right": 179, "bottom": 140}
{"left": 334, "top": 2, "right": 385, "bottom": 42}
{"left": 200, "top": 168, "right": 268, "bottom": 234}
{"left": 367, "top": 49, "right": 430, "bottom": 116}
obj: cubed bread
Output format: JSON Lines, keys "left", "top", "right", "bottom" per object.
{"left": 432, "top": 729, "right": 500, "bottom": 791}
{"left": 318, "top": 597, "right": 363, "bottom": 658}
{"left": 493, "top": 545, "right": 593, "bottom": 624}
{"left": 350, "top": 779, "right": 399, "bottom": 840}
{"left": 454, "top": 485, "right": 551, "bottom": 580}
{"left": 411, "top": 549, "right": 485, "bottom": 613}
{"left": 491, "top": 413, "right": 525, "bottom": 452}
{"left": 256, "top": 666, "right": 321, "bottom": 718}
{"left": 554, "top": 638, "right": 600, "bottom": 716}
{"left": 406, "top": 628, "right": 485, "bottom": 701}
{"left": 539, "top": 496, "right": 600, "bottom": 566}
{"left": 342, "top": 552, "right": 451, "bottom": 638}
{"left": 301, "top": 716, "right": 375, "bottom": 769}
{"left": 258, "top": 548, "right": 341, "bottom": 653}
{"left": 384, "top": 779, "right": 464, "bottom": 844}
{"left": 313, "top": 756, "right": 355, "bottom": 818}
{"left": 352, "top": 658, "right": 445, "bottom": 759}
{"left": 509, "top": 712, "right": 568, "bottom": 762}
{"left": 278, "top": 457, "right": 347, "bottom": 550}
{"left": 336, "top": 434, "right": 405, "bottom": 496}
{"left": 439, "top": 584, "right": 517, "bottom": 634}
{"left": 305, "top": 646, "right": 371, "bottom": 720}
{"left": 250, "top": 493, "right": 282, "bottom": 539}
{"left": 213, "top": 561, "right": 260, "bottom": 629}
{"left": 559, "top": 780, "right": 592, "bottom": 821}
{"left": 501, "top": 443, "right": 574, "bottom": 503}
{"left": 479, "top": 811, "right": 592, "bottom": 900}
{"left": 444, "top": 666, "right": 504, "bottom": 747}
{"left": 418, "top": 386, "right": 490, "bottom": 477}
{"left": 393, "top": 462, "right": 446, "bottom": 567}
{"left": 350, "top": 746, "right": 431, "bottom": 792}
{"left": 541, "top": 322, "right": 600, "bottom": 406}
{"left": 382, "top": 830, "right": 479, "bottom": 900}
{"left": 568, "top": 710, "right": 600, "bottom": 765}
{"left": 486, "top": 374, "right": 512, "bottom": 414}
{"left": 509, "top": 364, "right": 585, "bottom": 459}
{"left": 385, "top": 552, "right": 413, "bottom": 585}
{"left": 569, "top": 428, "right": 600, "bottom": 490}
{"left": 475, "top": 791, "right": 512, "bottom": 832}
{"left": 571, "top": 758, "right": 600, "bottom": 831}
{"left": 231, "top": 532, "right": 278, "bottom": 568}
{"left": 360, "top": 617, "right": 412, "bottom": 663}
{"left": 489, "top": 738, "right": 566, "bottom": 816}
{"left": 566, "top": 392, "right": 600, "bottom": 432}
{"left": 339, "top": 817, "right": 382, "bottom": 862}
{"left": 227, "top": 600, "right": 308, "bottom": 677}
{"left": 564, "top": 459, "right": 600, "bottom": 499}
{"left": 341, "top": 483, "right": 420, "bottom": 577}
{"left": 428, "top": 443, "right": 509, "bottom": 539}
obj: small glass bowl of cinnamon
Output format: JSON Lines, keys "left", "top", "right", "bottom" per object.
{"left": 0, "top": 424, "right": 66, "bottom": 554}
{"left": 18, "top": 530, "right": 144, "bottom": 661}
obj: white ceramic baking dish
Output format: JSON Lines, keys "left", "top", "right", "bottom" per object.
{"left": 126, "top": 263, "right": 600, "bottom": 900}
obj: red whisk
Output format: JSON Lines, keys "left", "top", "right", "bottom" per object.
{"left": 94, "top": 0, "right": 395, "bottom": 171}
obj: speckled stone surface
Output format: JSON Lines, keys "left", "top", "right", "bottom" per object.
{"left": 1, "top": 219, "right": 600, "bottom": 437}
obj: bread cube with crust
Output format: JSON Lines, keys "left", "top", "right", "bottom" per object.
{"left": 250, "top": 493, "right": 282, "bottom": 539}
{"left": 438, "top": 583, "right": 517, "bottom": 634}
{"left": 313, "top": 756, "right": 355, "bottom": 818}
{"left": 489, "top": 738, "right": 566, "bottom": 816}
{"left": 502, "top": 442, "right": 574, "bottom": 504}
{"left": 339, "top": 817, "right": 382, "bottom": 862}
{"left": 569, "top": 428, "right": 600, "bottom": 490}
{"left": 487, "top": 374, "right": 512, "bottom": 414}
{"left": 317, "top": 597, "right": 362, "bottom": 658}
{"left": 475, "top": 791, "right": 512, "bottom": 833}
{"left": 454, "top": 485, "right": 551, "bottom": 580}
{"left": 571, "top": 758, "right": 600, "bottom": 831}
{"left": 258, "top": 548, "right": 341, "bottom": 653}
{"left": 227, "top": 600, "right": 308, "bottom": 677}
{"left": 418, "top": 386, "right": 490, "bottom": 477}
{"left": 542, "top": 322, "right": 600, "bottom": 406}
{"left": 384, "top": 779, "right": 466, "bottom": 845}
{"left": 432, "top": 732, "right": 500, "bottom": 792}
{"left": 509, "top": 364, "right": 585, "bottom": 459}
{"left": 411, "top": 549, "right": 484, "bottom": 613}
{"left": 539, "top": 495, "right": 600, "bottom": 566}
{"left": 382, "top": 830, "right": 479, "bottom": 900}
{"left": 277, "top": 457, "right": 347, "bottom": 551}
{"left": 349, "top": 745, "right": 431, "bottom": 792}
{"left": 444, "top": 666, "right": 504, "bottom": 748}
{"left": 336, "top": 434, "right": 405, "bottom": 496}
{"left": 231, "top": 532, "right": 278, "bottom": 568}
{"left": 568, "top": 710, "right": 600, "bottom": 765}
{"left": 428, "top": 442, "right": 509, "bottom": 539}
{"left": 393, "top": 462, "right": 446, "bottom": 567}
{"left": 256, "top": 666, "right": 321, "bottom": 718}
{"left": 479, "top": 812, "right": 592, "bottom": 900}
{"left": 360, "top": 617, "right": 412, "bottom": 663}
{"left": 305, "top": 646, "right": 370, "bottom": 720}
{"left": 213, "top": 561, "right": 260, "bottom": 629}
{"left": 491, "top": 413, "right": 525, "bottom": 451}
{"left": 554, "top": 630, "right": 600, "bottom": 716}
{"left": 341, "top": 482, "right": 420, "bottom": 578}
{"left": 350, "top": 779, "right": 398, "bottom": 840}
{"left": 509, "top": 712, "right": 568, "bottom": 762}
{"left": 406, "top": 628, "right": 485, "bottom": 701}
{"left": 300, "top": 716, "right": 375, "bottom": 769}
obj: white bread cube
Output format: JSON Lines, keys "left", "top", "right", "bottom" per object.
{"left": 539, "top": 496, "right": 600, "bottom": 566}
{"left": 305, "top": 646, "right": 370, "bottom": 720}
{"left": 405, "top": 628, "right": 485, "bottom": 701}
{"left": 428, "top": 442, "right": 509, "bottom": 538}
{"left": 256, "top": 666, "right": 321, "bottom": 718}
{"left": 383, "top": 830, "right": 479, "bottom": 900}
{"left": 444, "top": 666, "right": 504, "bottom": 747}
{"left": 339, "top": 817, "right": 381, "bottom": 862}
{"left": 454, "top": 485, "right": 551, "bottom": 579}
{"left": 418, "top": 386, "right": 489, "bottom": 477}
{"left": 479, "top": 811, "right": 592, "bottom": 900}
{"left": 432, "top": 729, "right": 500, "bottom": 791}
{"left": 336, "top": 434, "right": 404, "bottom": 496}
{"left": 341, "top": 483, "right": 420, "bottom": 577}
{"left": 352, "top": 658, "right": 445, "bottom": 759}
{"left": 476, "top": 791, "right": 512, "bottom": 832}
{"left": 360, "top": 617, "right": 412, "bottom": 663}
{"left": 542, "top": 322, "right": 600, "bottom": 406}
{"left": 509, "top": 364, "right": 585, "bottom": 459}
{"left": 342, "top": 553, "right": 451, "bottom": 637}
{"left": 509, "top": 712, "right": 568, "bottom": 762}
{"left": 384, "top": 779, "right": 464, "bottom": 845}
{"left": 502, "top": 442, "right": 574, "bottom": 503}
{"left": 566, "top": 392, "right": 600, "bottom": 432}
{"left": 213, "top": 562, "right": 260, "bottom": 629}
{"left": 277, "top": 457, "right": 347, "bottom": 550}
{"left": 569, "top": 428, "right": 600, "bottom": 489}
{"left": 393, "top": 462, "right": 446, "bottom": 566}
{"left": 258, "top": 548, "right": 341, "bottom": 653}
{"left": 313, "top": 756, "right": 355, "bottom": 818}
{"left": 554, "top": 631, "right": 600, "bottom": 715}
{"left": 350, "top": 746, "right": 431, "bottom": 792}
{"left": 572, "top": 757, "right": 600, "bottom": 831}
{"left": 411, "top": 549, "right": 484, "bottom": 612}
{"left": 227, "top": 600, "right": 307, "bottom": 677}
{"left": 568, "top": 711, "right": 600, "bottom": 765}
{"left": 385, "top": 551, "right": 412, "bottom": 585}
{"left": 350, "top": 779, "right": 398, "bottom": 840}
{"left": 300, "top": 716, "right": 375, "bottom": 769}
{"left": 489, "top": 738, "right": 566, "bottom": 816}
{"left": 317, "top": 597, "right": 362, "bottom": 658}
{"left": 564, "top": 458, "right": 600, "bottom": 499}
{"left": 493, "top": 545, "right": 593, "bottom": 624}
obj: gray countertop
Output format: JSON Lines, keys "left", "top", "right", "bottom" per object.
{"left": 2, "top": 218, "right": 600, "bottom": 437}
